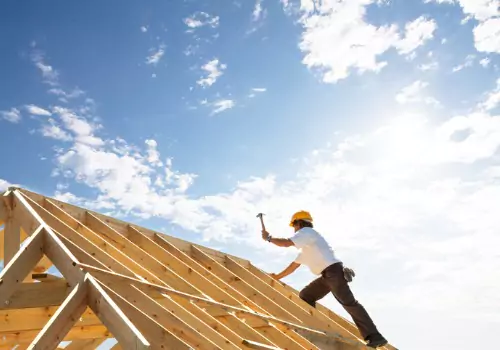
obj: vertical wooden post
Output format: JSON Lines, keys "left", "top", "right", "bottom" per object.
{"left": 3, "top": 191, "right": 20, "bottom": 265}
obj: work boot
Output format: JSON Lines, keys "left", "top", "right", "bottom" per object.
{"left": 365, "top": 333, "right": 388, "bottom": 348}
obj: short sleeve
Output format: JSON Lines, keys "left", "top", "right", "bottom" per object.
{"left": 290, "top": 229, "right": 312, "bottom": 249}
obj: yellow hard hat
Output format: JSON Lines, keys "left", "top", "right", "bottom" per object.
{"left": 289, "top": 210, "right": 313, "bottom": 226}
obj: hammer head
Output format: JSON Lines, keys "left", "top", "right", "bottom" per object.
{"left": 256, "top": 213, "right": 265, "bottom": 219}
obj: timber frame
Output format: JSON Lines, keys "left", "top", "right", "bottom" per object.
{"left": 0, "top": 187, "right": 397, "bottom": 350}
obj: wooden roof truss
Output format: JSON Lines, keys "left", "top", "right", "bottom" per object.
{"left": 0, "top": 187, "right": 396, "bottom": 350}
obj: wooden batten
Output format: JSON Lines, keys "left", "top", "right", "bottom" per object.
{"left": 0, "top": 187, "right": 395, "bottom": 350}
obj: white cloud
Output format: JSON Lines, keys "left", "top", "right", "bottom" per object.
{"left": 141, "top": 26, "right": 148, "bottom": 33}
{"left": 395, "top": 16, "right": 437, "bottom": 55}
{"left": 252, "top": 87, "right": 267, "bottom": 92}
{"left": 31, "top": 51, "right": 59, "bottom": 86}
{"left": 40, "top": 118, "right": 72, "bottom": 141}
{"left": 1, "top": 108, "right": 21, "bottom": 123}
{"left": 48, "top": 87, "right": 85, "bottom": 101}
{"left": 253, "top": 0, "right": 265, "bottom": 21}
{"left": 427, "top": 0, "right": 500, "bottom": 53}
{"left": 145, "top": 139, "right": 163, "bottom": 167}
{"left": 479, "top": 57, "right": 491, "bottom": 67}
{"left": 479, "top": 78, "right": 500, "bottom": 111}
{"left": 452, "top": 54, "right": 475, "bottom": 72}
{"left": 25, "top": 104, "right": 52, "bottom": 116}
{"left": 197, "top": 59, "right": 226, "bottom": 88}
{"left": 418, "top": 61, "right": 439, "bottom": 71}
{"left": 52, "top": 106, "right": 104, "bottom": 146}
{"left": 297, "top": 1, "right": 436, "bottom": 83}
{"left": 145, "top": 44, "right": 166, "bottom": 65}
{"left": 210, "top": 99, "right": 235, "bottom": 115}
{"left": 473, "top": 18, "right": 500, "bottom": 53}
{"left": 395, "top": 80, "right": 440, "bottom": 106}
{"left": 184, "top": 12, "right": 219, "bottom": 29}
{"left": 426, "top": 0, "right": 499, "bottom": 20}
{"left": 0, "top": 179, "right": 13, "bottom": 192}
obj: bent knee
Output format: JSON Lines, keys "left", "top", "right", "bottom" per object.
{"left": 299, "top": 291, "right": 317, "bottom": 308}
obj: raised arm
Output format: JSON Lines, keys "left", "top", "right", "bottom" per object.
{"left": 261, "top": 230, "right": 295, "bottom": 247}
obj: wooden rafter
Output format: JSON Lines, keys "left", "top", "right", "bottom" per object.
{"left": 0, "top": 187, "right": 396, "bottom": 350}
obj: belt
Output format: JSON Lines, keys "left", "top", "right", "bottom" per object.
{"left": 320, "top": 262, "right": 342, "bottom": 277}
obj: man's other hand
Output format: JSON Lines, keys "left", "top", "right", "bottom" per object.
{"left": 343, "top": 267, "right": 355, "bottom": 282}
{"left": 261, "top": 230, "right": 270, "bottom": 241}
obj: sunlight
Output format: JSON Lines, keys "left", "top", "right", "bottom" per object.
{"left": 374, "top": 113, "right": 431, "bottom": 167}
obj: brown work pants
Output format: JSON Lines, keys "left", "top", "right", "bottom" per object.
{"left": 298, "top": 263, "right": 380, "bottom": 340}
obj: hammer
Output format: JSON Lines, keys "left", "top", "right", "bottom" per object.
{"left": 256, "top": 213, "right": 266, "bottom": 231}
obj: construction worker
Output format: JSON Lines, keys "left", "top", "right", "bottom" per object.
{"left": 261, "top": 210, "right": 388, "bottom": 348}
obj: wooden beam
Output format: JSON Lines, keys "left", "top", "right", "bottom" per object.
{"left": 28, "top": 280, "right": 88, "bottom": 349}
{"left": 32, "top": 273, "right": 63, "bottom": 282}
{"left": 126, "top": 225, "right": 249, "bottom": 308}
{"left": 96, "top": 280, "right": 192, "bottom": 349}
{"left": 86, "top": 275, "right": 151, "bottom": 349}
{"left": 13, "top": 190, "right": 151, "bottom": 349}
{"left": 96, "top": 276, "right": 240, "bottom": 350}
{"left": 20, "top": 194, "right": 135, "bottom": 278}
{"left": 19, "top": 188, "right": 250, "bottom": 266}
{"left": 64, "top": 338, "right": 107, "bottom": 350}
{"left": 3, "top": 190, "right": 20, "bottom": 265}
{"left": 189, "top": 245, "right": 303, "bottom": 323}
{"left": 80, "top": 211, "right": 203, "bottom": 295}
{"left": 2, "top": 279, "right": 70, "bottom": 309}
{"left": 0, "top": 325, "right": 111, "bottom": 347}
{"left": 0, "top": 226, "right": 44, "bottom": 306}
{"left": 0, "top": 306, "right": 98, "bottom": 334}
{"left": 76, "top": 263, "right": 336, "bottom": 339}
{"left": 0, "top": 228, "right": 4, "bottom": 261}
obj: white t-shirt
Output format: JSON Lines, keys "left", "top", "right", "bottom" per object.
{"left": 290, "top": 227, "right": 341, "bottom": 275}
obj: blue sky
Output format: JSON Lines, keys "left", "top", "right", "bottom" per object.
{"left": 1, "top": 0, "right": 500, "bottom": 349}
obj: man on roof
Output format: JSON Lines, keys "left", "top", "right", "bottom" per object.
{"left": 261, "top": 210, "right": 388, "bottom": 348}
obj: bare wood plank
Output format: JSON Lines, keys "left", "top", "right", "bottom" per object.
{"left": 241, "top": 339, "right": 281, "bottom": 350}
{"left": 0, "top": 306, "right": 98, "bottom": 333}
{"left": 45, "top": 200, "right": 168, "bottom": 286}
{"left": 31, "top": 273, "right": 62, "bottom": 282}
{"left": 21, "top": 227, "right": 54, "bottom": 275}
{"left": 19, "top": 188, "right": 250, "bottom": 266}
{"left": 14, "top": 191, "right": 151, "bottom": 349}
{"left": 96, "top": 280, "right": 192, "bottom": 350}
{"left": 64, "top": 338, "right": 107, "bottom": 350}
{"left": 214, "top": 315, "right": 281, "bottom": 349}
{"left": 97, "top": 274, "right": 240, "bottom": 350}
{"left": 86, "top": 275, "right": 151, "bottom": 349}
{"left": 76, "top": 263, "right": 330, "bottom": 338}
{"left": 0, "top": 226, "right": 44, "bottom": 306}
{"left": 0, "top": 229, "right": 4, "bottom": 261}
{"left": 190, "top": 246, "right": 304, "bottom": 323}
{"left": 4, "top": 209, "right": 21, "bottom": 266}
{"left": 2, "top": 280, "right": 70, "bottom": 309}
{"left": 224, "top": 256, "right": 339, "bottom": 337}
{"left": 127, "top": 225, "right": 247, "bottom": 306}
{"left": 0, "top": 325, "right": 111, "bottom": 347}
{"left": 27, "top": 281, "right": 88, "bottom": 349}
{"left": 20, "top": 194, "right": 134, "bottom": 278}
{"left": 12, "top": 191, "right": 83, "bottom": 287}
{"left": 84, "top": 212, "right": 202, "bottom": 295}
